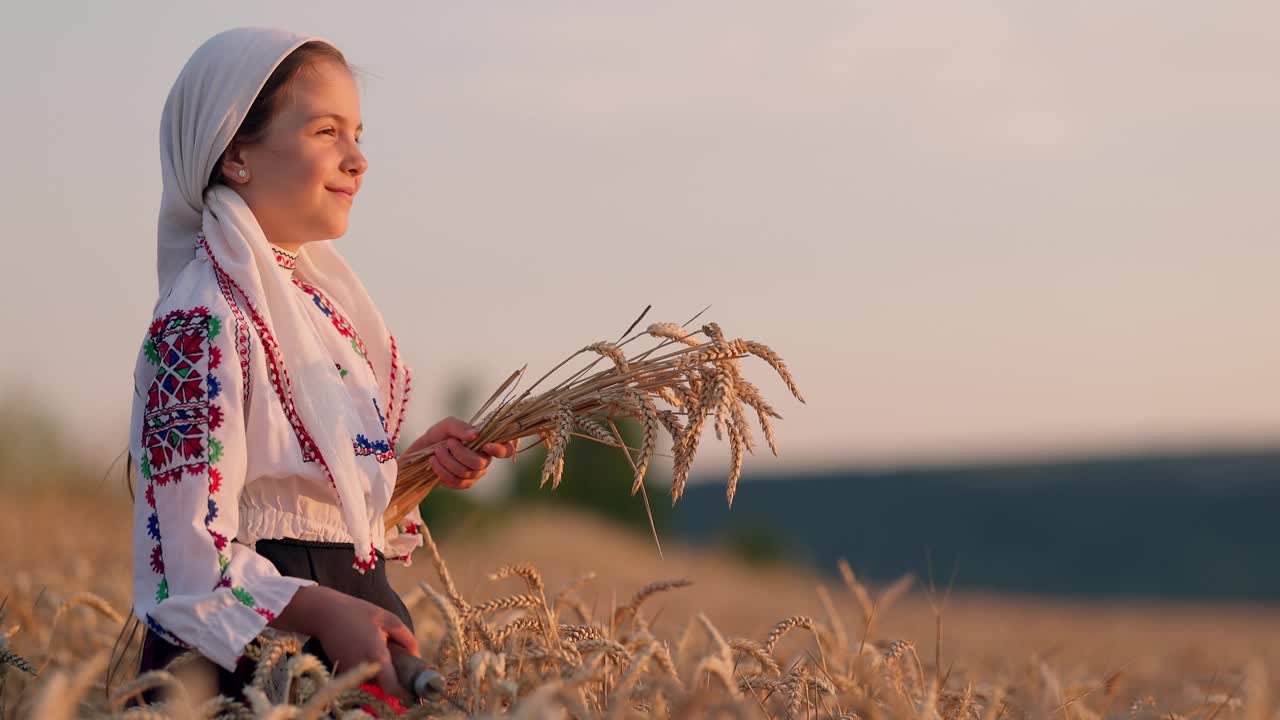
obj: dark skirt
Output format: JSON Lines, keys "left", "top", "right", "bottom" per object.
{"left": 130, "top": 538, "right": 414, "bottom": 707}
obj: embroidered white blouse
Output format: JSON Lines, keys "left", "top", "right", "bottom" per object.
{"left": 128, "top": 241, "right": 425, "bottom": 672}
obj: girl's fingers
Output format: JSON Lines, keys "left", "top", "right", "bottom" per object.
{"left": 435, "top": 448, "right": 475, "bottom": 480}
{"left": 481, "top": 441, "right": 516, "bottom": 459}
{"left": 428, "top": 455, "right": 463, "bottom": 489}
{"left": 441, "top": 417, "right": 481, "bottom": 443}
{"left": 382, "top": 612, "right": 420, "bottom": 657}
{"left": 447, "top": 438, "right": 489, "bottom": 471}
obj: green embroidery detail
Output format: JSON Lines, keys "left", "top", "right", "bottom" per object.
{"left": 140, "top": 455, "right": 152, "bottom": 481}
{"left": 155, "top": 578, "right": 169, "bottom": 602}
{"left": 208, "top": 437, "right": 223, "bottom": 464}
{"left": 219, "top": 555, "right": 230, "bottom": 572}
{"left": 208, "top": 315, "right": 222, "bottom": 341}
{"left": 144, "top": 338, "right": 159, "bottom": 365}
{"left": 340, "top": 367, "right": 348, "bottom": 378}
{"left": 350, "top": 338, "right": 366, "bottom": 359}
{"left": 232, "top": 587, "right": 257, "bottom": 608}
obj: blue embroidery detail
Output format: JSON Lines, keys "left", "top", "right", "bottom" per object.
{"left": 145, "top": 615, "right": 189, "bottom": 647}
{"left": 353, "top": 432, "right": 395, "bottom": 463}
{"left": 311, "top": 294, "right": 333, "bottom": 317}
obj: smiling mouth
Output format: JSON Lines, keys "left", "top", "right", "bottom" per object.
{"left": 329, "top": 189, "right": 354, "bottom": 203}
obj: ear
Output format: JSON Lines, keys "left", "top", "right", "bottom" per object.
{"left": 219, "top": 140, "right": 250, "bottom": 184}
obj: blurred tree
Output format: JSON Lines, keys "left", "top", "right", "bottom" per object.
{"left": 508, "top": 416, "right": 672, "bottom": 534}
{"left": 716, "top": 519, "right": 797, "bottom": 568}
{"left": 0, "top": 386, "right": 88, "bottom": 488}
{"left": 416, "top": 483, "right": 484, "bottom": 536}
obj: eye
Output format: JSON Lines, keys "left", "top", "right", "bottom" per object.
{"left": 320, "top": 127, "right": 363, "bottom": 145}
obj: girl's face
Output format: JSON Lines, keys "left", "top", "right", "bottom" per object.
{"left": 222, "top": 61, "right": 367, "bottom": 250}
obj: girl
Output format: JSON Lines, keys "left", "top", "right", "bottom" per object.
{"left": 121, "top": 26, "right": 514, "bottom": 705}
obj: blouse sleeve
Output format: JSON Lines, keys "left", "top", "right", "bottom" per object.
{"left": 383, "top": 503, "right": 426, "bottom": 567}
{"left": 131, "top": 301, "right": 317, "bottom": 672}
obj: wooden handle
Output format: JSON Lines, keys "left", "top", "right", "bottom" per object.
{"left": 388, "top": 643, "right": 445, "bottom": 700}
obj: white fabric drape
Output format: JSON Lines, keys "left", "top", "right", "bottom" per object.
{"left": 153, "top": 26, "right": 411, "bottom": 572}
{"left": 129, "top": 245, "right": 423, "bottom": 670}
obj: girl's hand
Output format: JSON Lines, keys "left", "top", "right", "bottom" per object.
{"left": 271, "top": 585, "right": 419, "bottom": 703}
{"left": 405, "top": 416, "right": 517, "bottom": 490}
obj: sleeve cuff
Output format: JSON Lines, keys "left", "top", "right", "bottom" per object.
{"left": 383, "top": 519, "right": 425, "bottom": 567}
{"left": 150, "top": 575, "right": 318, "bottom": 672}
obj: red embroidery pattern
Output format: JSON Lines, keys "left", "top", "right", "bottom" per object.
{"left": 292, "top": 277, "right": 377, "bottom": 380}
{"left": 142, "top": 301, "right": 284, "bottom": 623}
{"left": 388, "top": 335, "right": 413, "bottom": 449}
{"left": 196, "top": 235, "right": 377, "bottom": 572}
{"left": 397, "top": 363, "right": 412, "bottom": 448}
{"left": 387, "top": 334, "right": 398, "bottom": 413}
{"left": 271, "top": 246, "right": 298, "bottom": 270}
{"left": 143, "top": 308, "right": 219, "bottom": 487}
{"left": 294, "top": 275, "right": 399, "bottom": 462}
{"left": 211, "top": 258, "right": 252, "bottom": 405}
{"left": 358, "top": 682, "right": 408, "bottom": 716}
{"left": 140, "top": 307, "right": 220, "bottom": 640}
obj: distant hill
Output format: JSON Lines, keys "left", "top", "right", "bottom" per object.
{"left": 671, "top": 448, "right": 1280, "bottom": 602}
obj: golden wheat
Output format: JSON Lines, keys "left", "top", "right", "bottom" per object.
{"left": 385, "top": 307, "right": 804, "bottom": 527}
{"left": 7, "top": 555, "right": 1279, "bottom": 719}
{"left": 7, "top": 490, "right": 1280, "bottom": 719}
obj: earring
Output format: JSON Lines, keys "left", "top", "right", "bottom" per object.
{"left": 237, "top": 169, "right": 248, "bottom": 179}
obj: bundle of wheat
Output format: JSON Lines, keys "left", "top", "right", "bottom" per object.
{"left": 384, "top": 306, "right": 805, "bottom": 531}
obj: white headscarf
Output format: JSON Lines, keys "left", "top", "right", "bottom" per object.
{"left": 154, "top": 26, "right": 410, "bottom": 573}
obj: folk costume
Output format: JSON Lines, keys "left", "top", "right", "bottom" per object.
{"left": 128, "top": 26, "right": 424, "bottom": 694}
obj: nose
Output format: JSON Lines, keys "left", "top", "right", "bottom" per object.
{"left": 344, "top": 141, "right": 368, "bottom": 178}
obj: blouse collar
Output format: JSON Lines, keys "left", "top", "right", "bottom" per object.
{"left": 270, "top": 245, "right": 299, "bottom": 275}
{"left": 190, "top": 230, "right": 295, "bottom": 275}
{"left": 192, "top": 231, "right": 297, "bottom": 276}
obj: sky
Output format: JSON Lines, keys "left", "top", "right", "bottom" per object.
{"left": 0, "top": 1, "right": 1277, "bottom": 484}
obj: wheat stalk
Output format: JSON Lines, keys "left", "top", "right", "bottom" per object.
{"left": 419, "top": 581, "right": 466, "bottom": 677}
{"left": 730, "top": 638, "right": 782, "bottom": 677}
{"left": 384, "top": 307, "right": 802, "bottom": 530}
{"left": 8, "top": 515, "right": 1274, "bottom": 719}
{"left": 541, "top": 403, "right": 575, "bottom": 490}
{"left": 763, "top": 616, "right": 816, "bottom": 657}
{"left": 467, "top": 594, "right": 543, "bottom": 619}
{"left": 51, "top": 592, "right": 124, "bottom": 628}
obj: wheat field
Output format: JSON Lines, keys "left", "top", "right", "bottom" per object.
{"left": 3, "top": 486, "right": 1280, "bottom": 719}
